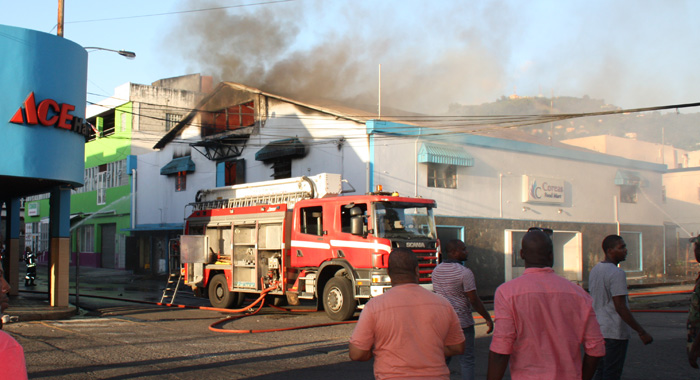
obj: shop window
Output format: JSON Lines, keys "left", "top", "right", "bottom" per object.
{"left": 427, "top": 163, "right": 457, "bottom": 189}
{"left": 77, "top": 225, "right": 95, "bottom": 252}
{"left": 176, "top": 171, "right": 187, "bottom": 192}
{"left": 620, "top": 185, "right": 637, "bottom": 203}
{"left": 619, "top": 232, "right": 642, "bottom": 272}
{"left": 300, "top": 206, "right": 323, "bottom": 236}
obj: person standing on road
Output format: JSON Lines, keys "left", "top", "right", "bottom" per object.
{"left": 590, "top": 234, "right": 653, "bottom": 380}
{"left": 686, "top": 236, "right": 700, "bottom": 368}
{"left": 23, "top": 246, "right": 36, "bottom": 287}
{"left": 487, "top": 229, "right": 605, "bottom": 380}
{"left": 349, "top": 248, "right": 465, "bottom": 379}
{"left": 433, "top": 239, "right": 493, "bottom": 380}
{"left": 0, "top": 261, "right": 29, "bottom": 380}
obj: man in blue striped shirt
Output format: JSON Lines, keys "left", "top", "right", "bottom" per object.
{"left": 433, "top": 239, "right": 493, "bottom": 380}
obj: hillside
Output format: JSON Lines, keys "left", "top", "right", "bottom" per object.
{"left": 447, "top": 96, "right": 700, "bottom": 151}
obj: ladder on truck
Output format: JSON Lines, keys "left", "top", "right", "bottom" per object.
{"left": 160, "top": 238, "right": 182, "bottom": 304}
{"left": 193, "top": 191, "right": 311, "bottom": 211}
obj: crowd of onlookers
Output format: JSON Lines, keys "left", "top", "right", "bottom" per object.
{"left": 349, "top": 231, "right": 700, "bottom": 380}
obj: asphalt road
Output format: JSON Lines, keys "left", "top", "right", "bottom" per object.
{"left": 4, "top": 265, "right": 699, "bottom": 379}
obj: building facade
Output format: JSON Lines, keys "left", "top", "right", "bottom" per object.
{"left": 143, "top": 82, "right": 679, "bottom": 295}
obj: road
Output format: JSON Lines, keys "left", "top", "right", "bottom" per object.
{"left": 5, "top": 265, "right": 699, "bottom": 379}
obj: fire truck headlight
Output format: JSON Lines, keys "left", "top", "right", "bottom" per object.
{"left": 371, "top": 274, "right": 391, "bottom": 283}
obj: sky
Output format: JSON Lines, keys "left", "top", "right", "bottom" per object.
{"left": 2, "top": 0, "right": 700, "bottom": 114}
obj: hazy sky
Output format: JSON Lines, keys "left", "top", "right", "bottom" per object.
{"left": 2, "top": 0, "right": 699, "bottom": 113}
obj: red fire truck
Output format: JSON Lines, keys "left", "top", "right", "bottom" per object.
{"left": 180, "top": 173, "right": 439, "bottom": 320}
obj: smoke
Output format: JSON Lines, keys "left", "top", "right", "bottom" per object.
{"left": 167, "top": 0, "right": 516, "bottom": 114}
{"left": 167, "top": 0, "right": 700, "bottom": 114}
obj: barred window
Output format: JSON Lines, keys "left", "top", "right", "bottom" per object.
{"left": 165, "top": 113, "right": 182, "bottom": 131}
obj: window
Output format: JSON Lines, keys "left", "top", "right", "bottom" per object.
{"left": 165, "top": 113, "right": 182, "bottom": 131}
{"left": 619, "top": 232, "right": 642, "bottom": 272}
{"left": 300, "top": 206, "right": 323, "bottom": 236}
{"left": 224, "top": 159, "right": 245, "bottom": 186}
{"left": 340, "top": 203, "right": 367, "bottom": 233}
{"left": 176, "top": 171, "right": 187, "bottom": 192}
{"left": 272, "top": 159, "right": 292, "bottom": 179}
{"left": 662, "top": 186, "right": 666, "bottom": 203}
{"left": 77, "top": 225, "right": 95, "bottom": 252}
{"left": 620, "top": 185, "right": 637, "bottom": 203}
{"left": 427, "top": 163, "right": 457, "bottom": 188}
{"left": 201, "top": 102, "right": 255, "bottom": 137}
{"left": 96, "top": 172, "right": 106, "bottom": 205}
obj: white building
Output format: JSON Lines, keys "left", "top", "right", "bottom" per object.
{"left": 143, "top": 82, "right": 677, "bottom": 293}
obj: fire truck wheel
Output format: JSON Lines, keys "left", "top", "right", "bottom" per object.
{"left": 323, "top": 277, "right": 357, "bottom": 321}
{"left": 208, "top": 274, "right": 235, "bottom": 309}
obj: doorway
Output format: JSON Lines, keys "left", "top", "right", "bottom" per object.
{"left": 505, "top": 229, "right": 582, "bottom": 283}
{"left": 101, "top": 224, "right": 116, "bottom": 269}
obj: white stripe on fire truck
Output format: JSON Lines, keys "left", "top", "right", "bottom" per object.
{"left": 330, "top": 240, "right": 392, "bottom": 254}
{"left": 290, "top": 239, "right": 392, "bottom": 254}
{"left": 290, "top": 240, "right": 331, "bottom": 249}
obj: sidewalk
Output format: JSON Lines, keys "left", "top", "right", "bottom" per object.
{"left": 5, "top": 264, "right": 167, "bottom": 323}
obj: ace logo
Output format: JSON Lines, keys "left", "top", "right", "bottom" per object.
{"left": 9, "top": 92, "right": 91, "bottom": 139}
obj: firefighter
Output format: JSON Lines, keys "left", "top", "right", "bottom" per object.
{"left": 23, "top": 247, "right": 36, "bottom": 287}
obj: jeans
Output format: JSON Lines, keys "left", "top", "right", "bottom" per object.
{"left": 446, "top": 325, "right": 475, "bottom": 380}
{"left": 593, "top": 338, "right": 629, "bottom": 380}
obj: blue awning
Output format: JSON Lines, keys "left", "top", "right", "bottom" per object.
{"left": 614, "top": 170, "right": 641, "bottom": 186}
{"left": 417, "top": 143, "right": 473, "bottom": 167}
{"left": 255, "top": 138, "right": 306, "bottom": 162}
{"left": 160, "top": 156, "right": 195, "bottom": 175}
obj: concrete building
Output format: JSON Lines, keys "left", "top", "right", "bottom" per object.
{"left": 23, "top": 75, "right": 212, "bottom": 273}
{"left": 141, "top": 82, "right": 679, "bottom": 295}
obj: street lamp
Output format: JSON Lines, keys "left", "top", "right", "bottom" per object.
{"left": 84, "top": 46, "right": 136, "bottom": 59}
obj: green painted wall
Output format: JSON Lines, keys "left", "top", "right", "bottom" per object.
{"left": 25, "top": 102, "right": 135, "bottom": 255}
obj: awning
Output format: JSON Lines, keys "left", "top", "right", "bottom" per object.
{"left": 255, "top": 138, "right": 306, "bottom": 162}
{"left": 417, "top": 143, "right": 473, "bottom": 167}
{"left": 160, "top": 156, "right": 195, "bottom": 175}
{"left": 614, "top": 170, "right": 641, "bottom": 186}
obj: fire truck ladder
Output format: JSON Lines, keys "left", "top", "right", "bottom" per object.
{"left": 193, "top": 191, "right": 312, "bottom": 211}
{"left": 160, "top": 238, "right": 182, "bottom": 304}
{"left": 160, "top": 271, "right": 182, "bottom": 304}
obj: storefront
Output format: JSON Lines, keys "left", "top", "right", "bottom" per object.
{"left": 0, "top": 25, "right": 87, "bottom": 306}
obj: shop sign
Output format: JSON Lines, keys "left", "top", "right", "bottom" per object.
{"left": 522, "top": 175, "right": 565, "bottom": 204}
{"left": 9, "top": 92, "right": 91, "bottom": 140}
{"left": 27, "top": 202, "right": 39, "bottom": 217}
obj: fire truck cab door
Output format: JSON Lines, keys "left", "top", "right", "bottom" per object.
{"left": 291, "top": 203, "right": 331, "bottom": 268}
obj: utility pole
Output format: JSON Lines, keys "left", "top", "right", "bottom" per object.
{"left": 57, "top": 0, "right": 64, "bottom": 37}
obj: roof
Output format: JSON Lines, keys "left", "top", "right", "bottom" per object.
{"left": 153, "top": 82, "right": 376, "bottom": 150}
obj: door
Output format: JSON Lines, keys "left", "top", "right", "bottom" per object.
{"left": 101, "top": 224, "right": 117, "bottom": 269}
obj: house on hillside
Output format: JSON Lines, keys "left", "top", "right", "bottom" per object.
{"left": 23, "top": 74, "right": 212, "bottom": 272}
{"left": 143, "top": 81, "right": 677, "bottom": 295}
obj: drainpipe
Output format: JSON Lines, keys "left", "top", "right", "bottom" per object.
{"left": 131, "top": 169, "right": 137, "bottom": 229}
{"left": 499, "top": 173, "right": 503, "bottom": 218}
{"left": 614, "top": 195, "right": 620, "bottom": 235}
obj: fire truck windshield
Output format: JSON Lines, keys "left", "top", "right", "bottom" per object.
{"left": 374, "top": 202, "right": 436, "bottom": 239}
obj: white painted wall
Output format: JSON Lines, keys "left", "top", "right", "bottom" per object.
{"left": 372, "top": 134, "right": 667, "bottom": 227}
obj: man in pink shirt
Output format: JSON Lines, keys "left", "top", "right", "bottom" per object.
{"left": 1, "top": 262, "right": 28, "bottom": 380}
{"left": 349, "top": 248, "right": 465, "bottom": 379}
{"left": 487, "top": 229, "right": 605, "bottom": 380}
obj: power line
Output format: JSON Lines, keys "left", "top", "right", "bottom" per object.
{"left": 66, "top": 0, "right": 296, "bottom": 24}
